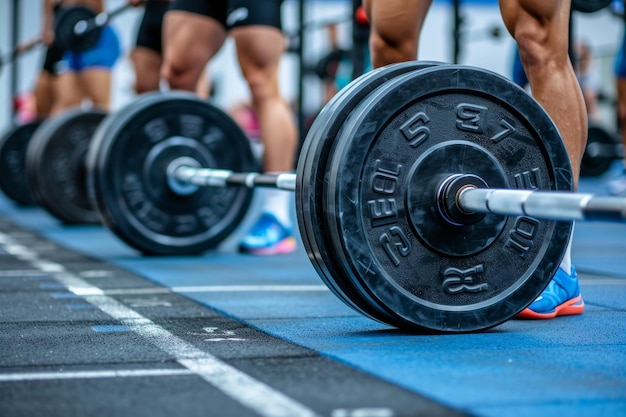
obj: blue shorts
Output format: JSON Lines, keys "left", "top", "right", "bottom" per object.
{"left": 615, "top": 31, "right": 626, "bottom": 79}
{"left": 56, "top": 25, "right": 121, "bottom": 73}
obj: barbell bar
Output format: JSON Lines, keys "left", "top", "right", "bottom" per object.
{"left": 86, "top": 63, "right": 624, "bottom": 333}
{"left": 169, "top": 165, "right": 626, "bottom": 223}
{"left": 171, "top": 163, "right": 297, "bottom": 191}
{"left": 0, "top": 36, "right": 43, "bottom": 70}
{"left": 455, "top": 183, "right": 626, "bottom": 222}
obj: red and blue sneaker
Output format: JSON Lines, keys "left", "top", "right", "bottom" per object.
{"left": 239, "top": 213, "right": 297, "bottom": 256}
{"left": 517, "top": 266, "right": 585, "bottom": 319}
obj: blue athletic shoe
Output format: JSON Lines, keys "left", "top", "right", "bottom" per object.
{"left": 239, "top": 213, "right": 297, "bottom": 255}
{"left": 518, "top": 266, "right": 585, "bottom": 319}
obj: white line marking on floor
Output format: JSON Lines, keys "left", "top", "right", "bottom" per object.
{"left": 41, "top": 285, "right": 330, "bottom": 296}
{"left": 0, "top": 368, "right": 193, "bottom": 382}
{"left": 171, "top": 285, "right": 329, "bottom": 293}
{"left": 0, "top": 269, "right": 114, "bottom": 279}
{"left": 580, "top": 279, "right": 626, "bottom": 286}
{"left": 0, "top": 270, "right": 46, "bottom": 277}
{"left": 0, "top": 232, "right": 321, "bottom": 417}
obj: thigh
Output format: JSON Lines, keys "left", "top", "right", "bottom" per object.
{"left": 52, "top": 72, "right": 83, "bottom": 114}
{"left": 499, "top": 0, "right": 569, "bottom": 43}
{"left": 233, "top": 26, "right": 284, "bottom": 74}
{"left": 77, "top": 69, "right": 112, "bottom": 110}
{"left": 229, "top": 0, "right": 285, "bottom": 73}
{"left": 363, "top": 0, "right": 431, "bottom": 44}
{"left": 162, "top": 9, "right": 226, "bottom": 71}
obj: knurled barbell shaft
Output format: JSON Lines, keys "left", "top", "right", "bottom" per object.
{"left": 173, "top": 166, "right": 296, "bottom": 191}
{"left": 459, "top": 188, "right": 626, "bottom": 222}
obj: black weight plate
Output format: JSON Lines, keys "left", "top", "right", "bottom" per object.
{"left": 87, "top": 92, "right": 258, "bottom": 256}
{"left": 26, "top": 108, "right": 106, "bottom": 224}
{"left": 54, "top": 6, "right": 101, "bottom": 52}
{"left": 580, "top": 123, "right": 619, "bottom": 177}
{"left": 325, "top": 65, "right": 573, "bottom": 333}
{"left": 572, "top": 0, "right": 612, "bottom": 13}
{"left": 296, "top": 61, "right": 445, "bottom": 324}
{"left": 0, "top": 119, "right": 44, "bottom": 205}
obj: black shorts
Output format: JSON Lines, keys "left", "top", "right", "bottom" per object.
{"left": 41, "top": 43, "right": 65, "bottom": 75}
{"left": 170, "top": 0, "right": 283, "bottom": 30}
{"left": 135, "top": 1, "right": 172, "bottom": 53}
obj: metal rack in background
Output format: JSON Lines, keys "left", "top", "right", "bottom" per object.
{"left": 9, "top": 0, "right": 20, "bottom": 122}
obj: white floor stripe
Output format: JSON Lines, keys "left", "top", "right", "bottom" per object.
{"left": 579, "top": 278, "right": 626, "bottom": 286}
{"left": 0, "top": 270, "right": 46, "bottom": 277}
{"left": 0, "top": 368, "right": 193, "bottom": 382}
{"left": 0, "top": 232, "right": 321, "bottom": 417}
{"left": 171, "top": 285, "right": 329, "bottom": 293}
{"left": 46, "top": 285, "right": 330, "bottom": 296}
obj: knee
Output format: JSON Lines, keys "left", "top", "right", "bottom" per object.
{"left": 370, "top": 31, "right": 416, "bottom": 65}
{"left": 514, "top": 29, "right": 567, "bottom": 74}
{"left": 369, "top": 33, "right": 390, "bottom": 59}
{"left": 134, "top": 78, "right": 159, "bottom": 95}
{"left": 245, "top": 70, "right": 277, "bottom": 105}
{"left": 161, "top": 53, "right": 198, "bottom": 92}
{"left": 161, "top": 60, "right": 186, "bottom": 90}
{"left": 515, "top": 34, "right": 544, "bottom": 64}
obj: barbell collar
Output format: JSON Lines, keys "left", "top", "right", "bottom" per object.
{"left": 172, "top": 164, "right": 296, "bottom": 192}
{"left": 458, "top": 188, "right": 626, "bottom": 222}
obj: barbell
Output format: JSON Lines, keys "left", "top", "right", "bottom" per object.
{"left": 54, "top": 2, "right": 134, "bottom": 52}
{"left": 0, "top": 1, "right": 134, "bottom": 68}
{"left": 26, "top": 108, "right": 107, "bottom": 225}
{"left": 0, "top": 120, "right": 44, "bottom": 206}
{"left": 81, "top": 62, "right": 626, "bottom": 333}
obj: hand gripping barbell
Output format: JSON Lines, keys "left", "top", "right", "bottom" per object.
{"left": 86, "top": 62, "right": 626, "bottom": 334}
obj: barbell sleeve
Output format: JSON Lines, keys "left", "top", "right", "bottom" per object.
{"left": 173, "top": 166, "right": 297, "bottom": 191}
{"left": 459, "top": 188, "right": 626, "bottom": 222}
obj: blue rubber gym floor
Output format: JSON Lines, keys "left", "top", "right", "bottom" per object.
{"left": 0, "top": 164, "right": 625, "bottom": 417}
